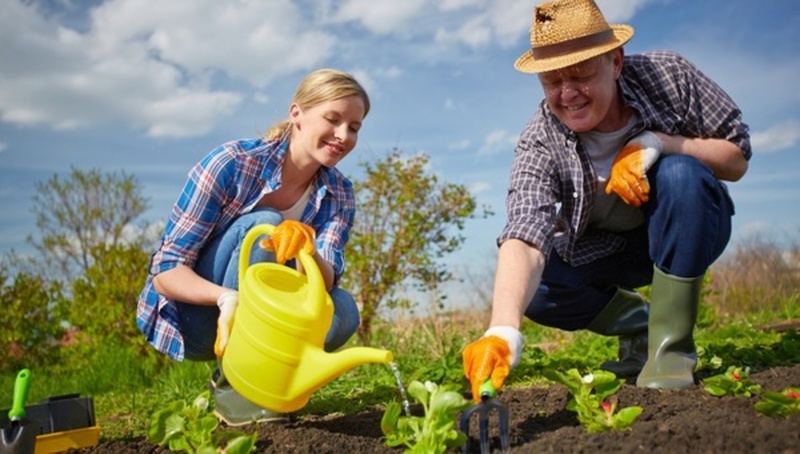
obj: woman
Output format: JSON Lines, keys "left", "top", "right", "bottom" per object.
{"left": 137, "top": 68, "right": 370, "bottom": 425}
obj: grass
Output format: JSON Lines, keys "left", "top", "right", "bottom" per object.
{"left": 3, "top": 301, "right": 798, "bottom": 444}
{"left": 2, "top": 237, "right": 799, "bottom": 445}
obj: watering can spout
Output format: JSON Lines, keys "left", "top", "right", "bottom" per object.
{"left": 292, "top": 346, "right": 394, "bottom": 400}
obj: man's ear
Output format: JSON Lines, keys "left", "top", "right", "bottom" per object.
{"left": 612, "top": 47, "right": 625, "bottom": 78}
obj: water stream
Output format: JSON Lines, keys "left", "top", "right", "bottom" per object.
{"left": 388, "top": 361, "right": 411, "bottom": 417}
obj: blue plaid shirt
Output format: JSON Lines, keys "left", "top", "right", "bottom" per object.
{"left": 500, "top": 51, "right": 751, "bottom": 266}
{"left": 137, "top": 138, "right": 356, "bottom": 360}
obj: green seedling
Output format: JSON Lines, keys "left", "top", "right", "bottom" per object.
{"left": 543, "top": 368, "right": 642, "bottom": 433}
{"left": 703, "top": 366, "right": 761, "bottom": 397}
{"left": 147, "top": 391, "right": 256, "bottom": 454}
{"left": 755, "top": 387, "right": 800, "bottom": 418}
{"left": 381, "top": 380, "right": 472, "bottom": 453}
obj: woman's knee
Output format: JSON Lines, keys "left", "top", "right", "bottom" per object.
{"left": 231, "top": 208, "right": 284, "bottom": 232}
{"left": 330, "top": 288, "right": 361, "bottom": 335}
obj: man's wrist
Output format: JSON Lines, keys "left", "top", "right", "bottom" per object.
{"left": 484, "top": 325, "right": 524, "bottom": 367}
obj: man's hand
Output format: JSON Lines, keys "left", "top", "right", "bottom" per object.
{"left": 259, "top": 220, "right": 316, "bottom": 264}
{"left": 605, "top": 131, "right": 663, "bottom": 207}
{"left": 214, "top": 291, "right": 239, "bottom": 357}
{"left": 462, "top": 326, "right": 523, "bottom": 402}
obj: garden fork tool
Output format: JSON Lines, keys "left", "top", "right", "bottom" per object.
{"left": 460, "top": 381, "right": 509, "bottom": 453}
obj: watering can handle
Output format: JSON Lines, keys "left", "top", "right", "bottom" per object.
{"left": 238, "top": 223, "right": 326, "bottom": 303}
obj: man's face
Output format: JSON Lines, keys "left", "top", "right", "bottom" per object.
{"left": 538, "top": 50, "right": 623, "bottom": 133}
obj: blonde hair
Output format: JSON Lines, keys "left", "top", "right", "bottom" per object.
{"left": 265, "top": 69, "right": 371, "bottom": 141}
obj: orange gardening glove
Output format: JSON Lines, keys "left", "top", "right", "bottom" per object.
{"left": 213, "top": 291, "right": 238, "bottom": 357}
{"left": 462, "top": 326, "right": 524, "bottom": 403}
{"left": 258, "top": 220, "right": 316, "bottom": 264}
{"left": 605, "top": 131, "right": 663, "bottom": 207}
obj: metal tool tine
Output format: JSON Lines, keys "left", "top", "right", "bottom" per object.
{"left": 460, "top": 390, "right": 510, "bottom": 453}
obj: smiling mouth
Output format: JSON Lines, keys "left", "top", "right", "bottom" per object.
{"left": 564, "top": 103, "right": 587, "bottom": 112}
{"left": 326, "top": 142, "right": 344, "bottom": 155}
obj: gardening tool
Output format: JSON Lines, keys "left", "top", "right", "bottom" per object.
{"left": 460, "top": 381, "right": 509, "bottom": 454}
{"left": 222, "top": 223, "right": 394, "bottom": 413}
{"left": 1, "top": 369, "right": 40, "bottom": 454}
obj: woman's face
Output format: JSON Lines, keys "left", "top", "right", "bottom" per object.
{"left": 290, "top": 95, "right": 366, "bottom": 168}
{"left": 538, "top": 50, "right": 623, "bottom": 133}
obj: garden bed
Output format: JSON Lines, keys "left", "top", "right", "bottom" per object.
{"left": 76, "top": 364, "right": 800, "bottom": 453}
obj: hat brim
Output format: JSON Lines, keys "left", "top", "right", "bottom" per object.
{"left": 514, "top": 25, "right": 634, "bottom": 74}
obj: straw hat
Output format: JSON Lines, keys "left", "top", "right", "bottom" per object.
{"left": 514, "top": 0, "right": 634, "bottom": 74}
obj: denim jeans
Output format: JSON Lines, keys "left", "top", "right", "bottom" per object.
{"left": 525, "top": 154, "right": 734, "bottom": 331}
{"left": 177, "top": 208, "right": 361, "bottom": 360}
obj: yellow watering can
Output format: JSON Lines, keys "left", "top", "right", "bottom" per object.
{"left": 222, "top": 224, "right": 394, "bottom": 413}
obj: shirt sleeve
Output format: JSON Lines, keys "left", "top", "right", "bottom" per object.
{"left": 632, "top": 51, "right": 751, "bottom": 160}
{"left": 499, "top": 127, "right": 560, "bottom": 256}
{"left": 311, "top": 175, "right": 356, "bottom": 284}
{"left": 150, "top": 145, "right": 239, "bottom": 275}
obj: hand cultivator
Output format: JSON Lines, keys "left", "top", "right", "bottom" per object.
{"left": 460, "top": 381, "right": 509, "bottom": 453}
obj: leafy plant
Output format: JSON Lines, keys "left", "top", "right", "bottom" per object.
{"left": 755, "top": 387, "right": 800, "bottom": 418}
{"left": 148, "top": 391, "right": 256, "bottom": 454}
{"left": 703, "top": 366, "right": 761, "bottom": 397}
{"left": 543, "top": 368, "right": 642, "bottom": 433}
{"left": 381, "top": 380, "right": 472, "bottom": 453}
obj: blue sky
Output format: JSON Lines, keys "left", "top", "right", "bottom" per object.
{"left": 1, "top": 0, "right": 799, "bottom": 276}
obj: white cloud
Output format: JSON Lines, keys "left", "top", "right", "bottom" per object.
{"left": 253, "top": 93, "right": 270, "bottom": 105}
{"left": 596, "top": 0, "right": 657, "bottom": 23}
{"left": 435, "top": 15, "right": 493, "bottom": 48}
{"left": 470, "top": 181, "right": 491, "bottom": 194}
{"left": 143, "top": 89, "right": 242, "bottom": 138}
{"left": 434, "top": 0, "right": 531, "bottom": 49}
{"left": 448, "top": 139, "right": 471, "bottom": 150}
{"left": 375, "top": 66, "right": 403, "bottom": 79}
{"left": 0, "top": 0, "right": 332, "bottom": 138}
{"left": 750, "top": 120, "right": 800, "bottom": 153}
{"left": 331, "top": 0, "right": 427, "bottom": 35}
{"left": 478, "top": 129, "right": 517, "bottom": 156}
{"left": 0, "top": 141, "right": 7, "bottom": 152}
{"left": 436, "top": 0, "right": 657, "bottom": 51}
{"left": 439, "top": 0, "right": 485, "bottom": 12}
{"left": 90, "top": 0, "right": 332, "bottom": 88}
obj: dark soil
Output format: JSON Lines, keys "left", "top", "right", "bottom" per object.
{"left": 74, "top": 365, "right": 800, "bottom": 453}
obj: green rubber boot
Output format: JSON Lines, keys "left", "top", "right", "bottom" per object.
{"left": 636, "top": 267, "right": 703, "bottom": 389}
{"left": 209, "top": 366, "right": 286, "bottom": 427}
{"left": 586, "top": 288, "right": 649, "bottom": 377}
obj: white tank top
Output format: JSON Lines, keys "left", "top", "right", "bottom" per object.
{"left": 280, "top": 184, "right": 313, "bottom": 221}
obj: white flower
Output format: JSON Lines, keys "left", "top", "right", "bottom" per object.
{"left": 193, "top": 394, "right": 210, "bottom": 411}
{"left": 424, "top": 381, "right": 437, "bottom": 394}
{"left": 582, "top": 373, "right": 594, "bottom": 384}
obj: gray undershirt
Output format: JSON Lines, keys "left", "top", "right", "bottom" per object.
{"left": 578, "top": 115, "right": 644, "bottom": 232}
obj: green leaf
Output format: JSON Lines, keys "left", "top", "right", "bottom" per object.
{"left": 381, "top": 401, "right": 401, "bottom": 435}
{"left": 429, "top": 389, "right": 470, "bottom": 416}
{"left": 224, "top": 434, "right": 257, "bottom": 454}
{"left": 704, "top": 384, "right": 728, "bottom": 397}
{"left": 407, "top": 381, "right": 430, "bottom": 407}
{"left": 613, "top": 406, "right": 643, "bottom": 428}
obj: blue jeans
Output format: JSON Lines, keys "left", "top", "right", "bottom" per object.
{"left": 525, "top": 154, "right": 734, "bottom": 331}
{"left": 176, "top": 208, "right": 361, "bottom": 360}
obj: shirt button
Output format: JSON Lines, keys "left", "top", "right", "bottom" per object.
{"left": 573, "top": 192, "right": 578, "bottom": 198}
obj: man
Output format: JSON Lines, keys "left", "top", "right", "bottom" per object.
{"left": 462, "top": 0, "right": 750, "bottom": 402}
